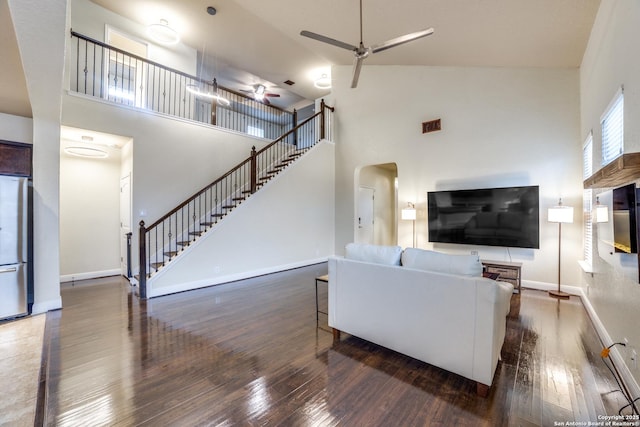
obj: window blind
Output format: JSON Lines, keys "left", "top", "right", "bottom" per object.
{"left": 601, "top": 90, "right": 624, "bottom": 165}
{"left": 583, "top": 133, "right": 594, "bottom": 265}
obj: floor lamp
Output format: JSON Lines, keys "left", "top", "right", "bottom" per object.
{"left": 548, "top": 198, "right": 573, "bottom": 299}
{"left": 402, "top": 202, "right": 417, "bottom": 248}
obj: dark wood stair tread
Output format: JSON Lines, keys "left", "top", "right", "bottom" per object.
{"left": 176, "top": 241, "right": 190, "bottom": 246}
{"left": 232, "top": 197, "right": 245, "bottom": 201}
{"left": 188, "top": 231, "right": 201, "bottom": 236}
{"left": 200, "top": 221, "right": 214, "bottom": 227}
{"left": 164, "top": 251, "right": 178, "bottom": 257}
{"left": 151, "top": 262, "right": 164, "bottom": 269}
{"left": 212, "top": 213, "right": 225, "bottom": 217}
{"left": 222, "top": 205, "right": 235, "bottom": 209}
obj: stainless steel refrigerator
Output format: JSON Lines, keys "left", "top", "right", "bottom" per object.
{"left": 0, "top": 175, "right": 32, "bottom": 320}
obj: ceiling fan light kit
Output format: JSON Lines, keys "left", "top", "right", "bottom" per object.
{"left": 147, "top": 19, "right": 180, "bottom": 45}
{"left": 314, "top": 73, "right": 332, "bottom": 89}
{"left": 186, "top": 78, "right": 231, "bottom": 106}
{"left": 300, "top": 0, "right": 434, "bottom": 88}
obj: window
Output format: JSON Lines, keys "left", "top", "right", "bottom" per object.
{"left": 601, "top": 88, "right": 624, "bottom": 165}
{"left": 583, "top": 132, "right": 593, "bottom": 265}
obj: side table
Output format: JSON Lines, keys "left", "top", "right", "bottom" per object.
{"left": 481, "top": 260, "right": 522, "bottom": 293}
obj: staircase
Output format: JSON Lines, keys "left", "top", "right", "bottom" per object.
{"left": 137, "top": 101, "right": 334, "bottom": 298}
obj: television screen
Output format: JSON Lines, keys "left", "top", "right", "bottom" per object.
{"left": 612, "top": 183, "right": 637, "bottom": 253}
{"left": 427, "top": 185, "right": 540, "bottom": 249}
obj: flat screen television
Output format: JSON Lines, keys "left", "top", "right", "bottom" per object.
{"left": 427, "top": 185, "right": 540, "bottom": 249}
{"left": 612, "top": 183, "right": 638, "bottom": 254}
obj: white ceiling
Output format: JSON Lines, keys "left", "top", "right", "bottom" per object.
{"left": 1, "top": 0, "right": 601, "bottom": 116}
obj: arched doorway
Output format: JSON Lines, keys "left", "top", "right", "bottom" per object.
{"left": 355, "top": 163, "right": 398, "bottom": 246}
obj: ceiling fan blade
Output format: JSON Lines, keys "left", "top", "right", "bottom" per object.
{"left": 370, "top": 28, "right": 434, "bottom": 54}
{"left": 300, "top": 30, "right": 358, "bottom": 52}
{"left": 351, "top": 56, "right": 365, "bottom": 88}
{"left": 264, "top": 93, "right": 281, "bottom": 98}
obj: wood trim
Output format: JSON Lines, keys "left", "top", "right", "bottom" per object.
{"left": 584, "top": 153, "right": 640, "bottom": 189}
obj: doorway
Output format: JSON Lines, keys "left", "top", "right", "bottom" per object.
{"left": 356, "top": 163, "right": 398, "bottom": 246}
{"left": 120, "top": 174, "right": 132, "bottom": 277}
{"left": 59, "top": 126, "right": 132, "bottom": 282}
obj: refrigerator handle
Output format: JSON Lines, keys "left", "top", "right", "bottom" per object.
{"left": 19, "top": 178, "right": 29, "bottom": 263}
{"left": 0, "top": 267, "right": 18, "bottom": 274}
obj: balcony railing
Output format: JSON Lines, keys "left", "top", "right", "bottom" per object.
{"left": 69, "top": 30, "right": 295, "bottom": 139}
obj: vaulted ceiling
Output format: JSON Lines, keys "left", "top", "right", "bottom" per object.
{"left": 1, "top": 0, "right": 601, "bottom": 116}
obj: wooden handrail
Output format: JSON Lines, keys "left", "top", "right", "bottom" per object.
{"left": 138, "top": 99, "right": 333, "bottom": 297}
{"left": 147, "top": 111, "right": 323, "bottom": 230}
{"left": 70, "top": 30, "right": 291, "bottom": 115}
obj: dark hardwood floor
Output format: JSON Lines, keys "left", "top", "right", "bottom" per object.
{"left": 42, "top": 264, "right": 630, "bottom": 426}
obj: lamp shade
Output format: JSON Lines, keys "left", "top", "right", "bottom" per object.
{"left": 595, "top": 205, "right": 609, "bottom": 223}
{"left": 401, "top": 207, "right": 416, "bottom": 221}
{"left": 548, "top": 206, "right": 574, "bottom": 223}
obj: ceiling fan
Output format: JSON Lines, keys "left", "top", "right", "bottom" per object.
{"left": 240, "top": 84, "right": 281, "bottom": 105}
{"left": 301, "top": 0, "right": 434, "bottom": 88}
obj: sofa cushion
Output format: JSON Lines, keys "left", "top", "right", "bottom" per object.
{"left": 401, "top": 248, "right": 482, "bottom": 276}
{"left": 345, "top": 243, "right": 402, "bottom": 266}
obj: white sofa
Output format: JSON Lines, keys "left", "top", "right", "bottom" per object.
{"left": 328, "top": 244, "right": 514, "bottom": 396}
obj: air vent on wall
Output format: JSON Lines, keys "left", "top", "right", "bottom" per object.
{"left": 283, "top": 80, "right": 295, "bottom": 86}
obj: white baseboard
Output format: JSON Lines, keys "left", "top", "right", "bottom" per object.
{"left": 60, "top": 269, "right": 121, "bottom": 283}
{"left": 148, "top": 258, "right": 328, "bottom": 298}
{"left": 523, "top": 280, "right": 640, "bottom": 402}
{"left": 31, "top": 297, "right": 62, "bottom": 315}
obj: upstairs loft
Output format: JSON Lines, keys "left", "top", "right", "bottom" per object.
{"left": 68, "top": 30, "right": 314, "bottom": 141}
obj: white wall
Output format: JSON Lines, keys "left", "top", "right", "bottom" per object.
{"left": 8, "top": 0, "right": 67, "bottom": 314}
{"left": 0, "top": 113, "right": 32, "bottom": 142}
{"left": 69, "top": 0, "right": 197, "bottom": 78}
{"left": 59, "top": 141, "right": 122, "bottom": 279}
{"left": 62, "top": 94, "right": 272, "bottom": 271}
{"left": 579, "top": 0, "right": 640, "bottom": 392}
{"left": 332, "top": 65, "right": 582, "bottom": 287}
{"left": 149, "top": 141, "right": 335, "bottom": 296}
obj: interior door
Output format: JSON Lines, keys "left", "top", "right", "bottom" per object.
{"left": 120, "top": 174, "right": 131, "bottom": 277}
{"left": 356, "top": 186, "right": 375, "bottom": 244}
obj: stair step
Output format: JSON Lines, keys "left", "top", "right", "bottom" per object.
{"left": 164, "top": 251, "right": 178, "bottom": 257}
{"left": 232, "top": 197, "right": 245, "bottom": 201}
{"left": 242, "top": 190, "right": 252, "bottom": 194}
{"left": 200, "top": 221, "right": 214, "bottom": 227}
{"left": 151, "top": 262, "right": 164, "bottom": 269}
{"left": 288, "top": 153, "right": 302, "bottom": 158}
{"left": 212, "top": 213, "right": 225, "bottom": 218}
{"left": 222, "top": 205, "right": 235, "bottom": 209}
{"left": 259, "top": 177, "right": 271, "bottom": 181}
{"left": 176, "top": 241, "right": 190, "bottom": 246}
{"left": 189, "top": 231, "right": 201, "bottom": 236}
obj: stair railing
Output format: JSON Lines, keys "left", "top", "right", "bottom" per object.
{"left": 138, "top": 100, "right": 334, "bottom": 298}
{"left": 69, "top": 30, "right": 294, "bottom": 139}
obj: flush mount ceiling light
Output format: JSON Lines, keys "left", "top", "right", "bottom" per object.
{"left": 314, "top": 73, "right": 331, "bottom": 89}
{"left": 64, "top": 146, "right": 108, "bottom": 159}
{"left": 147, "top": 19, "right": 180, "bottom": 45}
{"left": 186, "top": 78, "right": 230, "bottom": 106}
